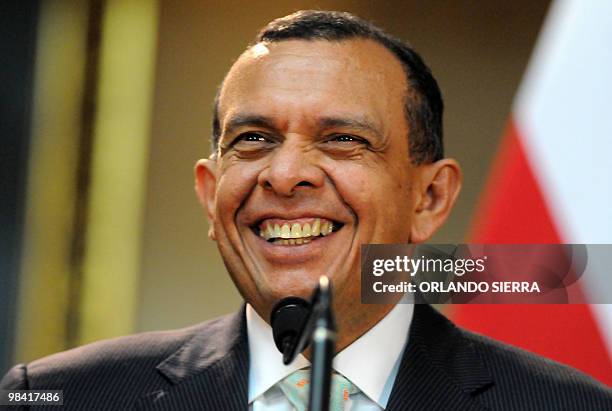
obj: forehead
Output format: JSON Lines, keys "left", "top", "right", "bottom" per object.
{"left": 218, "top": 39, "right": 408, "bottom": 130}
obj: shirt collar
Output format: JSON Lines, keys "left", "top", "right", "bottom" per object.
{"left": 246, "top": 301, "right": 414, "bottom": 407}
{"left": 246, "top": 303, "right": 310, "bottom": 403}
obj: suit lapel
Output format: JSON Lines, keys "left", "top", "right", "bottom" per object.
{"left": 386, "top": 304, "right": 493, "bottom": 411}
{"left": 136, "top": 308, "right": 249, "bottom": 410}
{"left": 134, "top": 303, "right": 492, "bottom": 410}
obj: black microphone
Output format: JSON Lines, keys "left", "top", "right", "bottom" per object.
{"left": 270, "top": 296, "right": 310, "bottom": 364}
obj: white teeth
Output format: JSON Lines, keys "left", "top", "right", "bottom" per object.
{"left": 312, "top": 219, "right": 321, "bottom": 236}
{"left": 320, "top": 221, "right": 329, "bottom": 236}
{"left": 272, "top": 236, "right": 313, "bottom": 246}
{"left": 290, "top": 223, "right": 301, "bottom": 238}
{"left": 261, "top": 217, "right": 336, "bottom": 243}
{"left": 266, "top": 224, "right": 275, "bottom": 240}
{"left": 281, "top": 224, "right": 291, "bottom": 238}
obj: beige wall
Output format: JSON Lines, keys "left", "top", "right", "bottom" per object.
{"left": 136, "top": 0, "right": 550, "bottom": 331}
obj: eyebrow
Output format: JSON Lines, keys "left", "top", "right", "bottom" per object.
{"left": 318, "top": 116, "right": 384, "bottom": 140}
{"left": 221, "top": 112, "right": 384, "bottom": 140}
{"left": 222, "top": 114, "right": 278, "bottom": 137}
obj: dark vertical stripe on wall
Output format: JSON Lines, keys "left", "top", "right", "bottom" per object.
{"left": 0, "top": 0, "right": 40, "bottom": 375}
{"left": 66, "top": 0, "right": 105, "bottom": 349}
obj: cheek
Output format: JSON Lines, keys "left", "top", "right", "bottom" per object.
{"left": 328, "top": 164, "right": 392, "bottom": 218}
{"left": 328, "top": 163, "right": 413, "bottom": 238}
{"left": 327, "top": 165, "right": 368, "bottom": 207}
{"left": 215, "top": 162, "right": 261, "bottom": 220}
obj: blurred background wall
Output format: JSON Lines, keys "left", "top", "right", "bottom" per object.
{"left": 10, "top": 0, "right": 610, "bottom": 383}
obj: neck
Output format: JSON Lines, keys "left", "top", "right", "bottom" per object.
{"left": 302, "top": 302, "right": 395, "bottom": 360}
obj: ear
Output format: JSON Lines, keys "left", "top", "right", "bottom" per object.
{"left": 194, "top": 158, "right": 218, "bottom": 241}
{"left": 410, "top": 158, "right": 462, "bottom": 243}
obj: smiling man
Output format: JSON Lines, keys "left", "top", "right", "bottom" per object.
{"left": 195, "top": 28, "right": 461, "bottom": 357}
{"left": 2, "top": 10, "right": 610, "bottom": 411}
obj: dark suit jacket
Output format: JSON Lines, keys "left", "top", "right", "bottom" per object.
{"left": 1, "top": 304, "right": 610, "bottom": 410}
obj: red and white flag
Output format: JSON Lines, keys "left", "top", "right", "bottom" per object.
{"left": 451, "top": 0, "right": 612, "bottom": 385}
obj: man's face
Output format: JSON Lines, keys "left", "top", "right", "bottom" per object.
{"left": 200, "top": 39, "right": 422, "bottom": 317}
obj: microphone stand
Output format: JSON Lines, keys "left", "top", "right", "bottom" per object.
{"left": 306, "top": 276, "right": 336, "bottom": 411}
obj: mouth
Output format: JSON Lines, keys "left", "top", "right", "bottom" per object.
{"left": 251, "top": 217, "right": 344, "bottom": 246}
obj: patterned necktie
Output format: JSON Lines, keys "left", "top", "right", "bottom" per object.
{"left": 278, "top": 369, "right": 360, "bottom": 411}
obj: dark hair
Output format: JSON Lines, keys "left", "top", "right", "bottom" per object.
{"left": 212, "top": 10, "right": 444, "bottom": 164}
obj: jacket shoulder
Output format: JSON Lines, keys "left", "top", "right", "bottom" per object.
{"left": 0, "top": 314, "right": 235, "bottom": 408}
{"left": 460, "top": 327, "right": 612, "bottom": 408}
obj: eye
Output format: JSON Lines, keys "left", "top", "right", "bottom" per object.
{"left": 334, "top": 135, "right": 357, "bottom": 142}
{"left": 327, "top": 134, "right": 368, "bottom": 144}
{"left": 236, "top": 132, "right": 269, "bottom": 143}
{"left": 224, "top": 131, "right": 275, "bottom": 157}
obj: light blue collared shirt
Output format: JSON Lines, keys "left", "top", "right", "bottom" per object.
{"left": 247, "top": 301, "right": 414, "bottom": 410}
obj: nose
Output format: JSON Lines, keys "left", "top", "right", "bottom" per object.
{"left": 258, "top": 137, "right": 324, "bottom": 196}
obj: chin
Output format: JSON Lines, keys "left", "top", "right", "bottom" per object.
{"left": 261, "top": 272, "right": 322, "bottom": 300}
